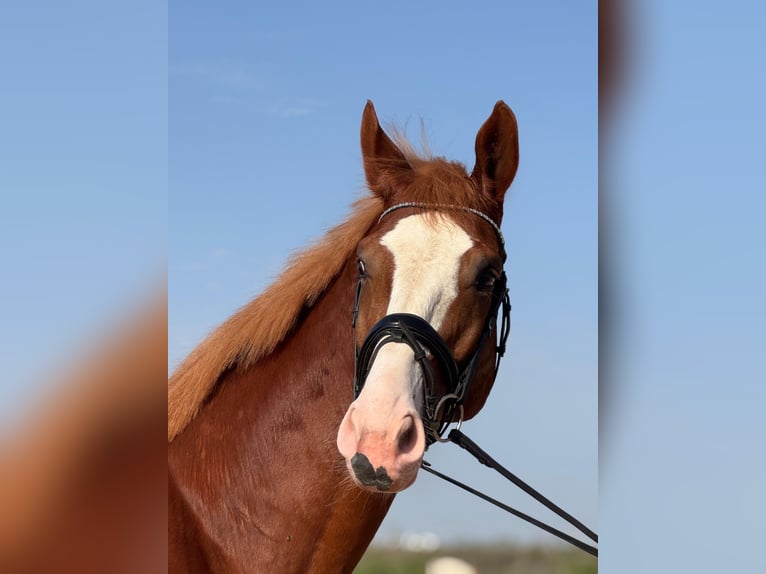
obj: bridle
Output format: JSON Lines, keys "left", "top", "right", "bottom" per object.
{"left": 348, "top": 201, "right": 599, "bottom": 557}
{"left": 351, "top": 202, "right": 512, "bottom": 446}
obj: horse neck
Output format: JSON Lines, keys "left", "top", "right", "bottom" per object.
{"left": 169, "top": 262, "right": 394, "bottom": 573}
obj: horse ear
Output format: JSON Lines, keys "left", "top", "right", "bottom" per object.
{"left": 471, "top": 101, "right": 519, "bottom": 204}
{"left": 360, "top": 100, "right": 410, "bottom": 199}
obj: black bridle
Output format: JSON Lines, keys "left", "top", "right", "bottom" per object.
{"left": 349, "top": 202, "right": 598, "bottom": 556}
{"left": 353, "top": 278, "right": 510, "bottom": 446}
{"left": 351, "top": 202, "right": 511, "bottom": 445}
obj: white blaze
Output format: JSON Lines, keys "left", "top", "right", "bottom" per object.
{"left": 358, "top": 214, "right": 473, "bottom": 414}
{"left": 381, "top": 214, "right": 473, "bottom": 328}
{"left": 340, "top": 213, "right": 473, "bottom": 470}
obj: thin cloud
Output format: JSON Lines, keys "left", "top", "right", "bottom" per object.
{"left": 265, "top": 98, "right": 326, "bottom": 118}
{"left": 172, "top": 59, "right": 262, "bottom": 91}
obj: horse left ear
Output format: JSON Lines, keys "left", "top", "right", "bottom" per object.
{"left": 470, "top": 101, "right": 519, "bottom": 204}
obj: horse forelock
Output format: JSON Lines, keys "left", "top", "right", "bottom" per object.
{"left": 385, "top": 131, "right": 499, "bottom": 222}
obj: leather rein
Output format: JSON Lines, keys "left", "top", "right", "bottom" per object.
{"left": 350, "top": 202, "right": 598, "bottom": 557}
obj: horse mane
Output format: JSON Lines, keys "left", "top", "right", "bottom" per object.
{"left": 168, "top": 134, "right": 490, "bottom": 442}
{"left": 168, "top": 196, "right": 384, "bottom": 441}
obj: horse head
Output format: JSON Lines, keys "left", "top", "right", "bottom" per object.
{"left": 337, "top": 101, "right": 519, "bottom": 493}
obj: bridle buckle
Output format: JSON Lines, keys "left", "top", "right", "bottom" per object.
{"left": 430, "top": 393, "right": 464, "bottom": 443}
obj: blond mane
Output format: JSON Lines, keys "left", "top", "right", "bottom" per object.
{"left": 168, "top": 196, "right": 384, "bottom": 441}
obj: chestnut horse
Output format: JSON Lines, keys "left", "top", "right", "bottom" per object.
{"left": 168, "top": 100, "right": 519, "bottom": 573}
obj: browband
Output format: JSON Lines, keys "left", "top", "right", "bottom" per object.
{"left": 377, "top": 202, "right": 506, "bottom": 261}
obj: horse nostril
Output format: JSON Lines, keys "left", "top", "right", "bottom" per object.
{"left": 397, "top": 417, "right": 418, "bottom": 455}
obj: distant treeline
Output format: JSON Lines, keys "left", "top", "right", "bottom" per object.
{"left": 355, "top": 543, "right": 598, "bottom": 574}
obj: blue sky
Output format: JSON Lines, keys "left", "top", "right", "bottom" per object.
{"left": 600, "top": 1, "right": 765, "bottom": 571}
{"left": 170, "top": 0, "right": 597, "bottom": 546}
{"left": 0, "top": 1, "right": 167, "bottom": 429}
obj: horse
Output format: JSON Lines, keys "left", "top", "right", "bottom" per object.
{"left": 168, "top": 100, "right": 520, "bottom": 573}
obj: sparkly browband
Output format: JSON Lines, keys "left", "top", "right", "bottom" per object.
{"left": 377, "top": 202, "right": 505, "bottom": 259}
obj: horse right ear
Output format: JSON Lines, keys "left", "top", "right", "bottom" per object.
{"left": 360, "top": 100, "right": 411, "bottom": 200}
{"left": 470, "top": 101, "right": 519, "bottom": 205}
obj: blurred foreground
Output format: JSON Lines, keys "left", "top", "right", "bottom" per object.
{"left": 0, "top": 291, "right": 168, "bottom": 574}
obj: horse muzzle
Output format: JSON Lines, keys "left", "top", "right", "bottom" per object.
{"left": 338, "top": 342, "right": 428, "bottom": 492}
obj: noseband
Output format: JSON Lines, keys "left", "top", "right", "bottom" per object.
{"left": 352, "top": 203, "right": 512, "bottom": 446}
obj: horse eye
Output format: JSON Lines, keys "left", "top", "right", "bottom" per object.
{"left": 475, "top": 268, "right": 497, "bottom": 292}
{"left": 357, "top": 258, "right": 367, "bottom": 277}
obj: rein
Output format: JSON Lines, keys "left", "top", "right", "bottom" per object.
{"left": 422, "top": 430, "right": 598, "bottom": 557}
{"left": 351, "top": 202, "right": 598, "bottom": 556}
